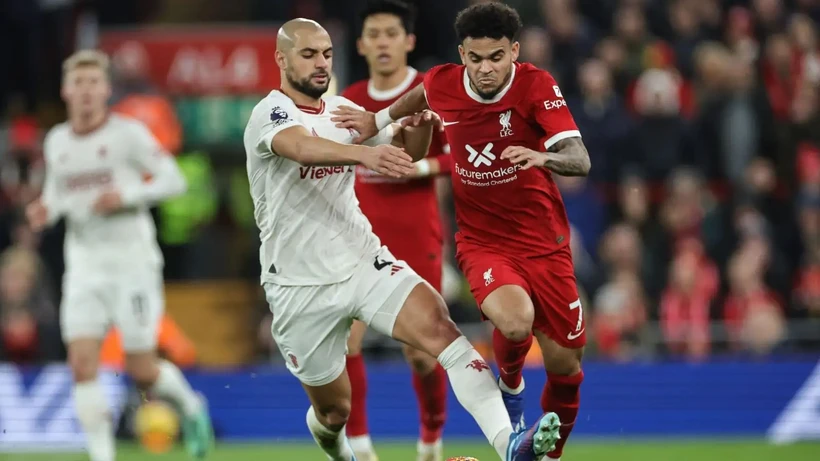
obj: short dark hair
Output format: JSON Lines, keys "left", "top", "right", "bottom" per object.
{"left": 360, "top": 0, "right": 416, "bottom": 35}
{"left": 454, "top": 2, "right": 523, "bottom": 43}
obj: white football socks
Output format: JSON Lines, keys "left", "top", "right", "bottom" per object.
{"left": 348, "top": 434, "right": 376, "bottom": 454}
{"left": 306, "top": 406, "right": 356, "bottom": 461}
{"left": 437, "top": 336, "right": 514, "bottom": 458}
{"left": 73, "top": 380, "right": 115, "bottom": 461}
{"left": 149, "top": 360, "right": 202, "bottom": 417}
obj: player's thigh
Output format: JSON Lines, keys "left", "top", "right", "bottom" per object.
{"left": 265, "top": 282, "right": 351, "bottom": 387}
{"left": 61, "top": 273, "right": 109, "bottom": 380}
{"left": 353, "top": 247, "right": 459, "bottom": 359}
{"left": 528, "top": 246, "right": 586, "bottom": 367}
{"left": 456, "top": 244, "right": 534, "bottom": 340}
{"left": 111, "top": 271, "right": 164, "bottom": 354}
{"left": 346, "top": 320, "right": 368, "bottom": 356}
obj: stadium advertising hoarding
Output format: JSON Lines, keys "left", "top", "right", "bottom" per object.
{"left": 0, "top": 361, "right": 817, "bottom": 451}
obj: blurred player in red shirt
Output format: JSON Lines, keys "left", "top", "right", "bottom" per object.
{"left": 342, "top": 2, "right": 451, "bottom": 460}
{"left": 333, "top": 3, "right": 591, "bottom": 459}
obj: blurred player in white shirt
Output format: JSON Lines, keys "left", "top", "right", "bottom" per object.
{"left": 244, "top": 18, "right": 554, "bottom": 461}
{"left": 25, "top": 50, "right": 213, "bottom": 461}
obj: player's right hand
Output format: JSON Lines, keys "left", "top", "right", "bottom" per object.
{"left": 331, "top": 105, "right": 378, "bottom": 144}
{"left": 25, "top": 199, "right": 48, "bottom": 232}
{"left": 361, "top": 144, "right": 415, "bottom": 178}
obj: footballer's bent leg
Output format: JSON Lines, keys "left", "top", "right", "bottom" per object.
{"left": 125, "top": 351, "right": 213, "bottom": 459}
{"left": 402, "top": 344, "right": 447, "bottom": 461}
{"left": 345, "top": 320, "right": 376, "bottom": 459}
{"left": 534, "top": 330, "right": 585, "bottom": 460}
{"left": 389, "top": 283, "right": 514, "bottom": 459}
{"left": 303, "top": 370, "right": 358, "bottom": 461}
{"left": 67, "top": 338, "right": 115, "bottom": 461}
{"left": 481, "top": 285, "right": 536, "bottom": 431}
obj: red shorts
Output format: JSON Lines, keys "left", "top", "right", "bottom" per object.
{"left": 456, "top": 241, "right": 585, "bottom": 348}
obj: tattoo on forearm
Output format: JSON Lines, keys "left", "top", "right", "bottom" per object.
{"left": 545, "top": 137, "right": 591, "bottom": 176}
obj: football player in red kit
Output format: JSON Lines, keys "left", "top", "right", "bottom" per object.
{"left": 332, "top": 3, "right": 590, "bottom": 460}
{"left": 341, "top": 2, "right": 452, "bottom": 461}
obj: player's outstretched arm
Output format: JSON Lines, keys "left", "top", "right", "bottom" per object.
{"left": 387, "top": 110, "right": 440, "bottom": 162}
{"left": 331, "top": 83, "right": 429, "bottom": 144}
{"left": 272, "top": 125, "right": 415, "bottom": 178}
{"left": 118, "top": 122, "right": 188, "bottom": 208}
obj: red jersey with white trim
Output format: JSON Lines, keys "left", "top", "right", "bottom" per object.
{"left": 344, "top": 68, "right": 451, "bottom": 268}
{"left": 423, "top": 62, "right": 581, "bottom": 257}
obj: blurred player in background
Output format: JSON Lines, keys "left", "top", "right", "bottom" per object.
{"left": 25, "top": 50, "right": 214, "bottom": 461}
{"left": 245, "top": 18, "right": 558, "bottom": 461}
{"left": 341, "top": 2, "right": 451, "bottom": 460}
{"left": 333, "top": 3, "right": 591, "bottom": 459}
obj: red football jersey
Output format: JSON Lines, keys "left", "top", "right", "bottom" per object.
{"left": 423, "top": 62, "right": 580, "bottom": 257}
{"left": 343, "top": 68, "right": 451, "bottom": 268}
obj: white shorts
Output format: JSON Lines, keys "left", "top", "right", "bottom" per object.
{"left": 265, "top": 247, "right": 423, "bottom": 387}
{"left": 60, "top": 269, "right": 164, "bottom": 352}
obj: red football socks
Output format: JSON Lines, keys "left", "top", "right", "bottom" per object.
{"left": 492, "top": 328, "right": 533, "bottom": 389}
{"left": 345, "top": 354, "right": 369, "bottom": 437}
{"left": 541, "top": 370, "right": 584, "bottom": 459}
{"left": 413, "top": 365, "right": 448, "bottom": 443}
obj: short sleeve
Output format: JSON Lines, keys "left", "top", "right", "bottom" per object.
{"left": 530, "top": 71, "right": 581, "bottom": 150}
{"left": 254, "top": 92, "right": 304, "bottom": 158}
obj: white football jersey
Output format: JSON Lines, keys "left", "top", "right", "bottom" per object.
{"left": 42, "top": 114, "right": 186, "bottom": 272}
{"left": 244, "top": 90, "right": 394, "bottom": 286}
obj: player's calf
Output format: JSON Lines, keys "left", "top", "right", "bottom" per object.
{"left": 303, "top": 373, "right": 357, "bottom": 460}
{"left": 125, "top": 352, "right": 213, "bottom": 458}
{"left": 67, "top": 339, "right": 115, "bottom": 461}
{"left": 403, "top": 344, "right": 447, "bottom": 453}
{"left": 535, "top": 331, "right": 584, "bottom": 460}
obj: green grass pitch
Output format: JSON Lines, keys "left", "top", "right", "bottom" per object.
{"left": 2, "top": 440, "right": 818, "bottom": 461}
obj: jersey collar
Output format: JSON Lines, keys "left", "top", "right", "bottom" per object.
{"left": 463, "top": 62, "right": 517, "bottom": 104}
{"left": 368, "top": 67, "right": 418, "bottom": 101}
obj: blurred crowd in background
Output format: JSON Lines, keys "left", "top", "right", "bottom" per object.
{"left": 0, "top": 0, "right": 819, "bottom": 369}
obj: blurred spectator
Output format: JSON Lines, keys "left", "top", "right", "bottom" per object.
{"left": 568, "top": 58, "right": 633, "bottom": 183}
{"left": 110, "top": 43, "right": 183, "bottom": 155}
{"left": 557, "top": 175, "right": 604, "bottom": 258}
{"left": 540, "top": 0, "right": 597, "bottom": 92}
{"left": 667, "top": 0, "right": 703, "bottom": 79}
{"left": 723, "top": 237, "right": 786, "bottom": 354}
{"left": 660, "top": 240, "right": 719, "bottom": 360}
{"left": 0, "top": 247, "right": 59, "bottom": 364}
{"left": 519, "top": 27, "right": 552, "bottom": 71}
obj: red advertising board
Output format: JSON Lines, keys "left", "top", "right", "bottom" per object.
{"left": 99, "top": 26, "right": 281, "bottom": 95}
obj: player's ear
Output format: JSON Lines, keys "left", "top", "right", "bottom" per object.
{"left": 457, "top": 45, "right": 466, "bottom": 65}
{"left": 356, "top": 37, "right": 366, "bottom": 57}
{"left": 511, "top": 41, "right": 520, "bottom": 62}
{"left": 406, "top": 33, "right": 417, "bottom": 53}
{"left": 275, "top": 50, "right": 288, "bottom": 70}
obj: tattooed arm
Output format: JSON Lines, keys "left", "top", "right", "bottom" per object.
{"left": 500, "top": 137, "right": 591, "bottom": 176}
{"left": 544, "top": 137, "right": 591, "bottom": 177}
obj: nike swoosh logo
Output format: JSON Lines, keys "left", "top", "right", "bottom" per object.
{"left": 567, "top": 329, "right": 585, "bottom": 340}
{"left": 442, "top": 121, "right": 460, "bottom": 126}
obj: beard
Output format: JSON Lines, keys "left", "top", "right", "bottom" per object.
{"left": 286, "top": 70, "right": 330, "bottom": 99}
{"left": 470, "top": 68, "right": 513, "bottom": 100}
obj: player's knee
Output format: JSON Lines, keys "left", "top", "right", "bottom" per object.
{"left": 402, "top": 345, "right": 437, "bottom": 375}
{"left": 124, "top": 354, "right": 159, "bottom": 387}
{"left": 544, "top": 346, "right": 584, "bottom": 376}
{"left": 315, "top": 400, "right": 351, "bottom": 432}
{"left": 68, "top": 348, "right": 98, "bottom": 382}
{"left": 489, "top": 305, "right": 534, "bottom": 343}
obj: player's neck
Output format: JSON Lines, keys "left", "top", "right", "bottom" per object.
{"left": 70, "top": 109, "right": 108, "bottom": 136}
{"left": 370, "top": 66, "right": 410, "bottom": 92}
{"left": 279, "top": 85, "right": 322, "bottom": 110}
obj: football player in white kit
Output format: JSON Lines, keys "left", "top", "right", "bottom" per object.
{"left": 25, "top": 50, "right": 214, "bottom": 461}
{"left": 244, "top": 18, "right": 557, "bottom": 461}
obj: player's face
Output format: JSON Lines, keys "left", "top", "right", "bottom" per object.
{"left": 459, "top": 37, "right": 520, "bottom": 99}
{"left": 61, "top": 66, "right": 111, "bottom": 115}
{"left": 280, "top": 30, "right": 333, "bottom": 99}
{"left": 358, "top": 13, "right": 415, "bottom": 76}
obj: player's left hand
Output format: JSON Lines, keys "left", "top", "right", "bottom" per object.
{"left": 501, "top": 146, "right": 549, "bottom": 170}
{"left": 93, "top": 190, "right": 124, "bottom": 214}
